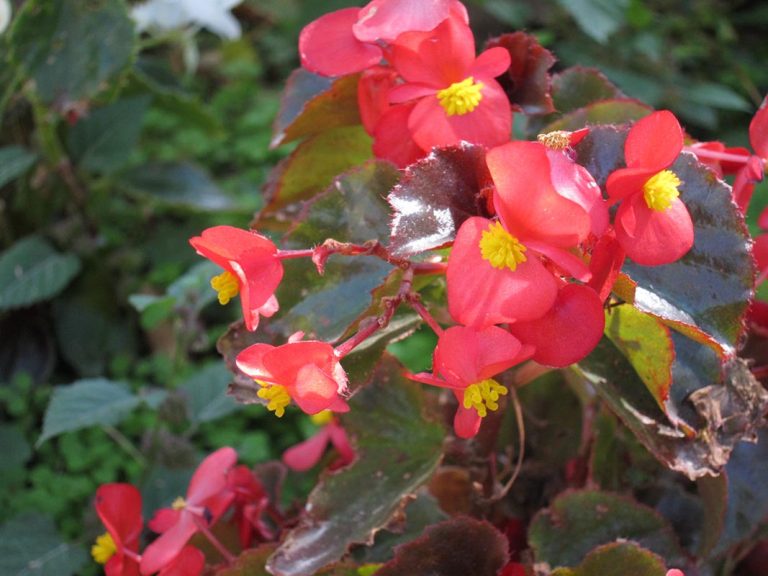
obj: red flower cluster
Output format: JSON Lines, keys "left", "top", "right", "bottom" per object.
{"left": 301, "top": 0, "right": 512, "bottom": 167}
{"left": 91, "top": 448, "right": 273, "bottom": 575}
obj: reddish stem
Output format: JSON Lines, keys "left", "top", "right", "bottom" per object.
{"left": 413, "top": 261, "right": 448, "bottom": 275}
{"left": 685, "top": 146, "right": 765, "bottom": 167}
{"left": 408, "top": 297, "right": 443, "bottom": 336}
{"left": 193, "top": 515, "right": 235, "bottom": 564}
{"left": 276, "top": 248, "right": 315, "bottom": 260}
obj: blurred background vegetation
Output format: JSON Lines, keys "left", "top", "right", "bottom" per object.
{"left": 1, "top": 0, "right": 767, "bottom": 572}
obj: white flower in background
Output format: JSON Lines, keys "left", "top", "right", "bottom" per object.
{"left": 0, "top": 0, "right": 12, "bottom": 35}
{"left": 132, "top": 0, "right": 243, "bottom": 40}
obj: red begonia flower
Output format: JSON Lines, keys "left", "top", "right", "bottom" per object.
{"left": 508, "top": 283, "right": 605, "bottom": 367}
{"left": 388, "top": 17, "right": 512, "bottom": 152}
{"left": 140, "top": 447, "right": 237, "bottom": 576}
{"left": 409, "top": 325, "right": 533, "bottom": 438}
{"left": 606, "top": 110, "right": 694, "bottom": 266}
{"left": 189, "top": 225, "right": 283, "bottom": 332}
{"left": 587, "top": 228, "right": 626, "bottom": 302}
{"left": 282, "top": 411, "right": 355, "bottom": 472}
{"left": 372, "top": 101, "right": 425, "bottom": 168}
{"left": 156, "top": 547, "right": 204, "bottom": 576}
{"left": 667, "top": 570, "right": 685, "bottom": 576}
{"left": 236, "top": 340, "right": 350, "bottom": 417}
{"left": 227, "top": 465, "right": 272, "bottom": 549}
{"left": 299, "top": 0, "right": 469, "bottom": 77}
{"left": 447, "top": 216, "right": 559, "bottom": 327}
{"left": 93, "top": 484, "right": 142, "bottom": 576}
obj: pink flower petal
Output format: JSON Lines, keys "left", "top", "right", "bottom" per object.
{"left": 615, "top": 193, "right": 694, "bottom": 266}
{"left": 624, "top": 110, "right": 683, "bottom": 171}
{"left": 299, "top": 8, "right": 382, "bottom": 77}
{"left": 292, "top": 363, "right": 342, "bottom": 415}
{"left": 470, "top": 46, "right": 511, "bottom": 79}
{"left": 750, "top": 94, "right": 768, "bottom": 159}
{"left": 140, "top": 513, "right": 198, "bottom": 576}
{"left": 605, "top": 167, "right": 655, "bottom": 203}
{"left": 453, "top": 403, "right": 482, "bottom": 439}
{"left": 353, "top": 0, "right": 468, "bottom": 43}
{"left": 95, "top": 484, "right": 143, "bottom": 552}
{"left": 187, "top": 446, "right": 238, "bottom": 505}
{"left": 358, "top": 66, "right": 399, "bottom": 134}
{"left": 157, "top": 546, "right": 205, "bottom": 576}
{"left": 434, "top": 325, "right": 524, "bottom": 385}
{"left": 283, "top": 427, "right": 332, "bottom": 472}
{"left": 488, "top": 142, "right": 591, "bottom": 247}
{"left": 547, "top": 149, "right": 608, "bottom": 237}
{"left": 447, "top": 217, "right": 558, "bottom": 327}
{"left": 372, "top": 102, "right": 425, "bottom": 167}
{"left": 509, "top": 283, "right": 605, "bottom": 367}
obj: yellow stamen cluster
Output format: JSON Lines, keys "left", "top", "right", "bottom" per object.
{"left": 642, "top": 170, "right": 681, "bottom": 212}
{"left": 171, "top": 496, "right": 187, "bottom": 510}
{"left": 537, "top": 130, "right": 572, "bottom": 150}
{"left": 310, "top": 410, "right": 333, "bottom": 426}
{"left": 91, "top": 532, "right": 117, "bottom": 565}
{"left": 257, "top": 381, "right": 291, "bottom": 417}
{"left": 211, "top": 270, "right": 239, "bottom": 305}
{"left": 437, "top": 77, "right": 484, "bottom": 116}
{"left": 463, "top": 379, "right": 508, "bottom": 418}
{"left": 479, "top": 221, "right": 528, "bottom": 271}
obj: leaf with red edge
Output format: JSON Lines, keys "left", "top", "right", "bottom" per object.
{"left": 485, "top": 32, "right": 556, "bottom": 115}
{"left": 544, "top": 99, "right": 651, "bottom": 132}
{"left": 529, "top": 490, "right": 687, "bottom": 570}
{"left": 256, "top": 126, "right": 373, "bottom": 232}
{"left": 552, "top": 67, "right": 625, "bottom": 113}
{"left": 375, "top": 517, "right": 509, "bottom": 576}
{"left": 550, "top": 542, "right": 667, "bottom": 576}
{"left": 749, "top": 95, "right": 768, "bottom": 159}
{"left": 271, "top": 70, "right": 362, "bottom": 149}
{"left": 604, "top": 305, "right": 674, "bottom": 413}
{"left": 266, "top": 355, "right": 445, "bottom": 576}
{"left": 388, "top": 143, "right": 492, "bottom": 257}
{"left": 575, "top": 125, "right": 755, "bottom": 353}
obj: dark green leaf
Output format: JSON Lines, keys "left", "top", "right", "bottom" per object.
{"left": 388, "top": 143, "right": 491, "bottom": 257}
{"left": 550, "top": 541, "right": 667, "bottom": 576}
{"left": 486, "top": 32, "right": 556, "bottom": 115}
{"left": 257, "top": 126, "right": 373, "bottom": 230}
{"left": 38, "top": 378, "right": 141, "bottom": 445}
{"left": 0, "top": 424, "right": 32, "bottom": 471}
{"left": 179, "top": 363, "right": 240, "bottom": 424}
{"left": 0, "top": 146, "right": 37, "bottom": 188}
{"left": 554, "top": 0, "right": 630, "bottom": 43}
{"left": 267, "top": 356, "right": 445, "bottom": 576}
{"left": 11, "top": 0, "right": 134, "bottom": 107}
{"left": 529, "top": 490, "right": 685, "bottom": 569}
{"left": 552, "top": 67, "right": 624, "bottom": 113}
{"left": 545, "top": 99, "right": 651, "bottom": 131}
{"left": 0, "top": 513, "right": 88, "bottom": 576}
{"left": 217, "top": 545, "right": 274, "bottom": 576}
{"left": 67, "top": 96, "right": 150, "bottom": 173}
{"left": 120, "top": 162, "right": 233, "bottom": 211}
{"left": 576, "top": 126, "right": 754, "bottom": 352}
{"left": 0, "top": 236, "right": 81, "bottom": 311}
{"left": 128, "top": 294, "right": 176, "bottom": 329}
{"left": 272, "top": 69, "right": 361, "bottom": 148}
{"left": 375, "top": 517, "right": 508, "bottom": 576}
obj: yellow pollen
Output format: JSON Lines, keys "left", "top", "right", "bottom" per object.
{"left": 211, "top": 270, "right": 239, "bottom": 305}
{"left": 537, "top": 130, "right": 572, "bottom": 150}
{"left": 171, "top": 496, "right": 187, "bottom": 510}
{"left": 479, "top": 221, "right": 527, "bottom": 271}
{"left": 257, "top": 381, "right": 291, "bottom": 418}
{"left": 437, "top": 77, "right": 484, "bottom": 116}
{"left": 91, "top": 532, "right": 117, "bottom": 565}
{"left": 310, "top": 410, "right": 333, "bottom": 426}
{"left": 462, "top": 379, "right": 508, "bottom": 418}
{"left": 642, "top": 170, "right": 681, "bottom": 211}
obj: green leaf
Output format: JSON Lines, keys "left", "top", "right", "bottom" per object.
{"left": 120, "top": 162, "right": 233, "bottom": 211}
{"left": 38, "top": 378, "right": 141, "bottom": 445}
{"left": 388, "top": 143, "right": 491, "bottom": 257}
{"left": 257, "top": 125, "right": 373, "bottom": 230}
{"left": 545, "top": 99, "right": 651, "bottom": 131}
{"left": 267, "top": 355, "right": 445, "bottom": 576}
{"left": 575, "top": 126, "right": 754, "bottom": 352}
{"left": 217, "top": 545, "right": 274, "bottom": 576}
{"left": 0, "top": 424, "right": 31, "bottom": 471}
{"left": 0, "top": 146, "right": 37, "bottom": 188}
{"left": 604, "top": 305, "right": 674, "bottom": 413}
{"left": 529, "top": 490, "right": 685, "bottom": 569}
{"left": 0, "top": 513, "right": 88, "bottom": 576}
{"left": 272, "top": 69, "right": 361, "bottom": 148}
{"left": 274, "top": 162, "right": 401, "bottom": 342}
{"left": 550, "top": 542, "right": 667, "bottom": 576}
{"left": 683, "top": 82, "right": 752, "bottom": 112}
{"left": 128, "top": 294, "right": 176, "bottom": 329}
{"left": 552, "top": 67, "right": 625, "bottom": 113}
{"left": 375, "top": 517, "right": 509, "bottom": 576}
{"left": 555, "top": 0, "right": 630, "bottom": 43}
{"left": 0, "top": 236, "right": 81, "bottom": 311}
{"left": 67, "top": 96, "right": 150, "bottom": 173}
{"left": 179, "top": 363, "right": 239, "bottom": 424}
{"left": 11, "top": 0, "right": 135, "bottom": 106}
